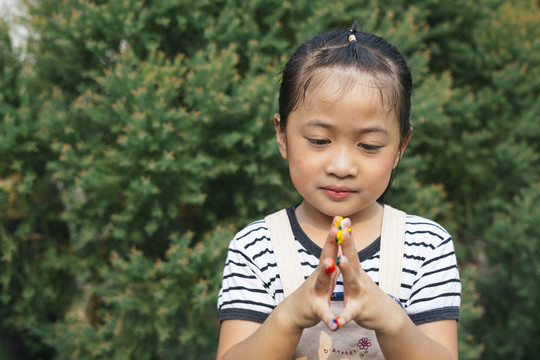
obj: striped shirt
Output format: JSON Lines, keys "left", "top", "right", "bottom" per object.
{"left": 218, "top": 206, "right": 461, "bottom": 325}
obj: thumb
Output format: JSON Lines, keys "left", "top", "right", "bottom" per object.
{"left": 314, "top": 304, "right": 339, "bottom": 331}
{"left": 327, "top": 315, "right": 348, "bottom": 331}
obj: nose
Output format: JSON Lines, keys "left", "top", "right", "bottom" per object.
{"left": 325, "top": 146, "right": 358, "bottom": 178}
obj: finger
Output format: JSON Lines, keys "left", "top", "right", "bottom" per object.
{"left": 320, "top": 217, "right": 342, "bottom": 260}
{"left": 314, "top": 217, "right": 344, "bottom": 295}
{"left": 336, "top": 249, "right": 343, "bottom": 267}
{"left": 335, "top": 216, "right": 350, "bottom": 246}
{"left": 333, "top": 310, "right": 353, "bottom": 330}
{"left": 336, "top": 254, "right": 361, "bottom": 294}
{"left": 314, "top": 303, "right": 339, "bottom": 331}
{"left": 314, "top": 257, "right": 337, "bottom": 294}
{"left": 329, "top": 316, "right": 348, "bottom": 331}
{"left": 323, "top": 257, "right": 336, "bottom": 275}
{"left": 337, "top": 218, "right": 361, "bottom": 270}
{"left": 333, "top": 255, "right": 360, "bottom": 328}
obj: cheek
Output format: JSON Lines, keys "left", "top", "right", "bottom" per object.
{"left": 286, "top": 147, "right": 323, "bottom": 189}
{"left": 288, "top": 151, "right": 315, "bottom": 177}
{"left": 287, "top": 140, "right": 313, "bottom": 166}
{"left": 365, "top": 154, "right": 398, "bottom": 186}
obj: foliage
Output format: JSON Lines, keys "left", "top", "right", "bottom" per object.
{"left": 475, "top": 184, "right": 540, "bottom": 358}
{"left": 0, "top": 0, "right": 538, "bottom": 358}
{"left": 45, "top": 227, "right": 233, "bottom": 360}
{"left": 457, "top": 266, "right": 484, "bottom": 360}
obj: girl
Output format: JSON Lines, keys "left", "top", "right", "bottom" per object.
{"left": 216, "top": 22, "right": 460, "bottom": 359}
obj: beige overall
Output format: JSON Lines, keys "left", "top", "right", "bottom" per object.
{"left": 265, "top": 205, "right": 405, "bottom": 360}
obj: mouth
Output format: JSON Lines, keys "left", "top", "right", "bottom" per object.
{"left": 322, "top": 186, "right": 356, "bottom": 200}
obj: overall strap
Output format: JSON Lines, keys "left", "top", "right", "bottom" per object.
{"left": 379, "top": 204, "right": 406, "bottom": 297}
{"left": 266, "top": 206, "right": 406, "bottom": 298}
{"left": 265, "top": 209, "right": 304, "bottom": 298}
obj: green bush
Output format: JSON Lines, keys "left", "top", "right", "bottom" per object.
{"left": 476, "top": 184, "right": 540, "bottom": 358}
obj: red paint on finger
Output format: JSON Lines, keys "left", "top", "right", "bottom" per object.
{"left": 324, "top": 258, "right": 336, "bottom": 274}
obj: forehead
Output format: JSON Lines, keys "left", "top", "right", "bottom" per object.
{"left": 299, "top": 68, "right": 395, "bottom": 116}
{"left": 300, "top": 67, "right": 394, "bottom": 111}
{"left": 288, "top": 69, "right": 401, "bottom": 137}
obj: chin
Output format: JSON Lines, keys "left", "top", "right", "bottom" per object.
{"left": 319, "top": 204, "right": 355, "bottom": 218}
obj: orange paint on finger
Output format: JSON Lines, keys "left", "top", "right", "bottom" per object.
{"left": 330, "top": 316, "right": 344, "bottom": 331}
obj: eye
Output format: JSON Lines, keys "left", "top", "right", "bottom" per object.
{"left": 359, "top": 143, "right": 381, "bottom": 152}
{"left": 308, "top": 138, "right": 330, "bottom": 146}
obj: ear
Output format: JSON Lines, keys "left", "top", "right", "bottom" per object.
{"left": 274, "top": 113, "right": 288, "bottom": 159}
{"left": 393, "top": 127, "right": 413, "bottom": 169}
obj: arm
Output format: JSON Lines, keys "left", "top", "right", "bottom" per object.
{"left": 376, "top": 309, "right": 458, "bottom": 360}
{"left": 216, "top": 301, "right": 302, "bottom": 359}
{"left": 336, "top": 219, "right": 459, "bottom": 360}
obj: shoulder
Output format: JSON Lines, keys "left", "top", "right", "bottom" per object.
{"left": 233, "top": 219, "right": 269, "bottom": 240}
{"left": 229, "top": 219, "right": 270, "bottom": 252}
{"left": 402, "top": 213, "right": 457, "bottom": 271}
{"left": 225, "top": 218, "right": 279, "bottom": 274}
{"left": 218, "top": 218, "right": 280, "bottom": 323}
{"left": 228, "top": 206, "right": 297, "bottom": 256}
{"left": 399, "top": 213, "right": 461, "bottom": 323}
{"left": 404, "top": 214, "right": 453, "bottom": 249}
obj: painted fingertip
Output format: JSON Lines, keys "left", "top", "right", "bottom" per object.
{"left": 336, "top": 229, "right": 344, "bottom": 244}
{"left": 336, "top": 255, "right": 341, "bottom": 266}
{"left": 335, "top": 316, "right": 345, "bottom": 328}
{"left": 329, "top": 318, "right": 339, "bottom": 331}
{"left": 324, "top": 258, "right": 336, "bottom": 274}
{"left": 334, "top": 216, "right": 344, "bottom": 228}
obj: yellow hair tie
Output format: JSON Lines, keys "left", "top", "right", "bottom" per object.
{"left": 348, "top": 34, "right": 356, "bottom": 43}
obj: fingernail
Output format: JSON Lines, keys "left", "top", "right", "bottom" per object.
{"left": 344, "top": 218, "right": 352, "bottom": 235}
{"left": 335, "top": 316, "right": 345, "bottom": 327}
{"left": 336, "top": 255, "right": 341, "bottom": 266}
{"left": 334, "top": 216, "right": 344, "bottom": 228}
{"left": 324, "top": 258, "right": 336, "bottom": 274}
{"left": 329, "top": 318, "right": 339, "bottom": 331}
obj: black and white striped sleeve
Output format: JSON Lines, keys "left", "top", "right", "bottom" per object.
{"left": 217, "top": 221, "right": 279, "bottom": 324}
{"left": 403, "top": 216, "right": 461, "bottom": 325}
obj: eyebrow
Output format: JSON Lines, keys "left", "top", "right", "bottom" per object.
{"left": 304, "top": 119, "right": 389, "bottom": 135}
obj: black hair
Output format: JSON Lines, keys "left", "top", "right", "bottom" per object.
{"left": 277, "top": 21, "right": 413, "bottom": 201}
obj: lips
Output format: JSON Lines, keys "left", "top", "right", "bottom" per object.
{"left": 322, "top": 186, "right": 356, "bottom": 200}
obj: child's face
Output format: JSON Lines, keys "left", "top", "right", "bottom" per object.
{"left": 275, "top": 70, "right": 407, "bottom": 223}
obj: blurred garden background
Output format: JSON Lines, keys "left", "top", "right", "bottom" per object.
{"left": 0, "top": 0, "right": 538, "bottom": 359}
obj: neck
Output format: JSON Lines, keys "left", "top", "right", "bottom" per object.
{"left": 295, "top": 202, "right": 384, "bottom": 250}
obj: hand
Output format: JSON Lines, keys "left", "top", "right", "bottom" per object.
{"left": 280, "top": 222, "right": 342, "bottom": 331}
{"left": 333, "top": 218, "right": 405, "bottom": 333}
